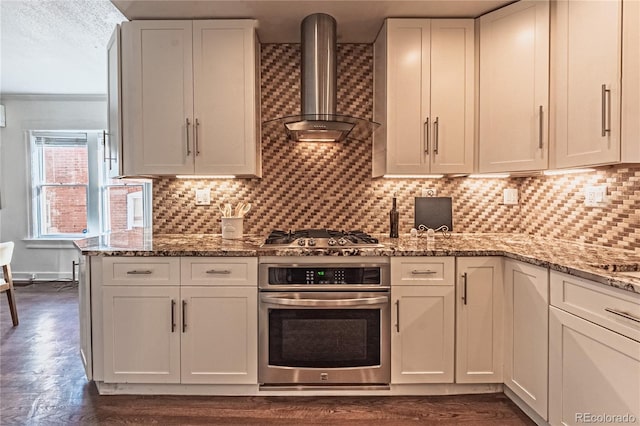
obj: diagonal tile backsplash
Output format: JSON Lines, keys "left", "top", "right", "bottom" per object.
{"left": 152, "top": 43, "right": 640, "bottom": 252}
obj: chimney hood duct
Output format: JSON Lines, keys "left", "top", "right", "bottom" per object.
{"left": 265, "top": 13, "right": 379, "bottom": 143}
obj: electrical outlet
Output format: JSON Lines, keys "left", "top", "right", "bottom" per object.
{"left": 195, "top": 189, "right": 211, "bottom": 206}
{"left": 503, "top": 188, "right": 518, "bottom": 205}
{"left": 421, "top": 188, "right": 437, "bottom": 197}
{"left": 584, "top": 185, "right": 607, "bottom": 207}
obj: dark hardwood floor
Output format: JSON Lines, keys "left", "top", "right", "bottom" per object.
{"left": 0, "top": 284, "right": 535, "bottom": 425}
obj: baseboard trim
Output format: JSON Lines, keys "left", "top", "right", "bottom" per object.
{"left": 504, "top": 386, "right": 549, "bottom": 426}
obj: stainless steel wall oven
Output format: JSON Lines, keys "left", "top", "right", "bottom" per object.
{"left": 258, "top": 256, "right": 391, "bottom": 388}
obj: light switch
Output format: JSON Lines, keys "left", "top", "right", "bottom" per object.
{"left": 584, "top": 185, "right": 607, "bottom": 207}
{"left": 503, "top": 188, "right": 518, "bottom": 205}
{"left": 195, "top": 189, "right": 211, "bottom": 206}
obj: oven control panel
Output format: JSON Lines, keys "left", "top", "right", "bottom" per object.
{"left": 269, "top": 267, "right": 381, "bottom": 285}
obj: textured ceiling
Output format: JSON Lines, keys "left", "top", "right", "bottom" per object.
{"left": 0, "top": 0, "right": 513, "bottom": 94}
{"left": 1, "top": 0, "right": 126, "bottom": 95}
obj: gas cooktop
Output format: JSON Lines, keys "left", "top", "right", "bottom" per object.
{"left": 263, "top": 229, "right": 383, "bottom": 248}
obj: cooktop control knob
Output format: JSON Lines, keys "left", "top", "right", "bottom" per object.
{"left": 297, "top": 239, "right": 306, "bottom": 246}
{"left": 308, "top": 238, "right": 316, "bottom": 247}
{"left": 338, "top": 238, "right": 348, "bottom": 246}
{"left": 327, "top": 238, "right": 337, "bottom": 246}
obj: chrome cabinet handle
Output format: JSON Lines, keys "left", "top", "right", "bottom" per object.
{"left": 262, "top": 296, "right": 388, "bottom": 307}
{"left": 182, "top": 300, "right": 187, "bottom": 332}
{"left": 433, "top": 116, "right": 439, "bottom": 155}
{"left": 424, "top": 117, "right": 430, "bottom": 154}
{"left": 102, "top": 130, "right": 109, "bottom": 162}
{"left": 186, "top": 118, "right": 192, "bottom": 156}
{"left": 605, "top": 308, "right": 640, "bottom": 323}
{"left": 461, "top": 272, "right": 468, "bottom": 305}
{"left": 538, "top": 105, "right": 544, "bottom": 149}
{"left": 206, "top": 269, "right": 231, "bottom": 275}
{"left": 103, "top": 130, "right": 113, "bottom": 170}
{"left": 195, "top": 118, "right": 200, "bottom": 156}
{"left": 171, "top": 300, "right": 176, "bottom": 332}
{"left": 395, "top": 300, "right": 400, "bottom": 333}
{"left": 411, "top": 270, "right": 436, "bottom": 275}
{"left": 72, "top": 260, "right": 79, "bottom": 283}
{"left": 126, "top": 270, "right": 153, "bottom": 275}
{"left": 601, "top": 84, "right": 611, "bottom": 137}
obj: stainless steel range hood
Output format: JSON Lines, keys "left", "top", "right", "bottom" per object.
{"left": 265, "top": 13, "right": 379, "bottom": 142}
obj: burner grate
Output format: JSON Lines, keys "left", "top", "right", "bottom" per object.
{"left": 263, "top": 229, "right": 380, "bottom": 247}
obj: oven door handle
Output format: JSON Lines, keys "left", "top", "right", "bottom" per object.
{"left": 261, "top": 295, "right": 388, "bottom": 307}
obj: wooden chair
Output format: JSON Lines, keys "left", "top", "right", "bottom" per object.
{"left": 0, "top": 242, "right": 18, "bottom": 326}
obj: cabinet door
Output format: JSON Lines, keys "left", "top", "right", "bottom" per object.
{"left": 106, "top": 25, "right": 123, "bottom": 177}
{"left": 384, "top": 19, "right": 431, "bottom": 175}
{"left": 121, "top": 21, "right": 194, "bottom": 175}
{"left": 479, "top": 0, "right": 549, "bottom": 172}
{"left": 622, "top": 0, "right": 640, "bottom": 162}
{"left": 193, "top": 20, "right": 260, "bottom": 176}
{"left": 549, "top": 307, "right": 640, "bottom": 426}
{"left": 102, "top": 286, "right": 181, "bottom": 383}
{"left": 456, "top": 257, "right": 503, "bottom": 383}
{"left": 180, "top": 286, "right": 257, "bottom": 384}
{"left": 430, "top": 20, "right": 475, "bottom": 174}
{"left": 504, "top": 260, "right": 549, "bottom": 420}
{"left": 552, "top": 0, "right": 621, "bottom": 168}
{"left": 78, "top": 254, "right": 92, "bottom": 380}
{"left": 391, "top": 285, "right": 454, "bottom": 383}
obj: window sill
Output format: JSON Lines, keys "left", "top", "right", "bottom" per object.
{"left": 22, "top": 239, "right": 79, "bottom": 249}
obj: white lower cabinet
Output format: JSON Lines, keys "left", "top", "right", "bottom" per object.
{"left": 77, "top": 253, "right": 93, "bottom": 380}
{"left": 390, "top": 257, "right": 455, "bottom": 384}
{"left": 103, "top": 285, "right": 181, "bottom": 383}
{"left": 503, "top": 260, "right": 549, "bottom": 420}
{"left": 549, "top": 271, "right": 640, "bottom": 426}
{"left": 549, "top": 307, "right": 640, "bottom": 426}
{"left": 455, "top": 257, "right": 503, "bottom": 383}
{"left": 180, "top": 286, "right": 257, "bottom": 384}
{"left": 391, "top": 285, "right": 455, "bottom": 383}
{"left": 100, "top": 257, "right": 258, "bottom": 385}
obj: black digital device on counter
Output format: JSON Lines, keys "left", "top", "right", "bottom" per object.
{"left": 414, "top": 196, "right": 453, "bottom": 231}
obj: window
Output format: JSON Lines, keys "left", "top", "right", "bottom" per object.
{"left": 29, "top": 131, "right": 151, "bottom": 239}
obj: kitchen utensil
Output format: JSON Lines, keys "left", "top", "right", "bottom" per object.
{"left": 219, "top": 204, "right": 232, "bottom": 218}
{"left": 237, "top": 203, "right": 251, "bottom": 217}
{"left": 234, "top": 202, "right": 248, "bottom": 217}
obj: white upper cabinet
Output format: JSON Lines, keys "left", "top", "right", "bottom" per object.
{"left": 106, "top": 25, "right": 123, "bottom": 178}
{"left": 373, "top": 19, "right": 475, "bottom": 177}
{"left": 551, "top": 0, "right": 622, "bottom": 168}
{"left": 192, "top": 21, "right": 261, "bottom": 176}
{"left": 479, "top": 0, "right": 550, "bottom": 173}
{"left": 120, "top": 20, "right": 261, "bottom": 177}
{"left": 622, "top": 0, "right": 640, "bottom": 162}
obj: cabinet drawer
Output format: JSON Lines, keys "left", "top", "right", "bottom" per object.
{"left": 181, "top": 257, "right": 257, "bottom": 286}
{"left": 102, "top": 257, "right": 180, "bottom": 286}
{"left": 391, "top": 257, "right": 455, "bottom": 286}
{"left": 550, "top": 271, "right": 640, "bottom": 342}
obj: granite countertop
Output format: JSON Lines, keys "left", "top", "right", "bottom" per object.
{"left": 75, "top": 230, "right": 640, "bottom": 294}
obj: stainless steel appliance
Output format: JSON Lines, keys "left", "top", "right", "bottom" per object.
{"left": 259, "top": 230, "right": 390, "bottom": 388}
{"left": 264, "top": 14, "right": 380, "bottom": 143}
{"left": 263, "top": 229, "right": 384, "bottom": 249}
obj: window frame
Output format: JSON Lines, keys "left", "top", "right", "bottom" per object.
{"left": 28, "top": 130, "right": 152, "bottom": 240}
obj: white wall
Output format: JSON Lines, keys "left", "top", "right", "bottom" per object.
{"left": 0, "top": 94, "right": 106, "bottom": 280}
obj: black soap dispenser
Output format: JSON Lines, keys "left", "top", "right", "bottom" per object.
{"left": 389, "top": 193, "right": 399, "bottom": 238}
